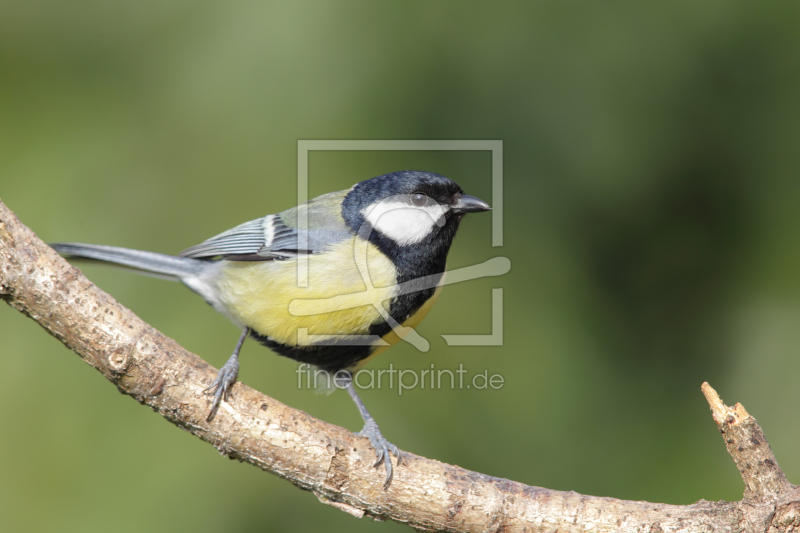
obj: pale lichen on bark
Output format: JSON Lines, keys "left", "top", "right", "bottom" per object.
{"left": 2, "top": 197, "right": 799, "bottom": 532}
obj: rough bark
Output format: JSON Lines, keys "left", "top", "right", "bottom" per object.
{"left": 1, "top": 197, "right": 798, "bottom": 532}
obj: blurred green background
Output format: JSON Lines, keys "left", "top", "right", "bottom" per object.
{"left": 2, "top": 2, "right": 800, "bottom": 531}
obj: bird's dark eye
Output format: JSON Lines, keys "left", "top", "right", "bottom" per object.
{"left": 410, "top": 193, "right": 428, "bottom": 206}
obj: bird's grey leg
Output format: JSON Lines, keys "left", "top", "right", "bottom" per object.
{"left": 338, "top": 371, "right": 402, "bottom": 489}
{"left": 205, "top": 327, "right": 249, "bottom": 421}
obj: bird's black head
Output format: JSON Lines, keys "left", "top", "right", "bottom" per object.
{"left": 342, "top": 171, "right": 490, "bottom": 278}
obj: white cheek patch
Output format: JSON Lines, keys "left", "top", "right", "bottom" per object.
{"left": 361, "top": 200, "right": 448, "bottom": 246}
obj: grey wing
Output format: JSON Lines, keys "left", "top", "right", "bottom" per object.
{"left": 179, "top": 216, "right": 281, "bottom": 260}
{"left": 179, "top": 190, "right": 353, "bottom": 260}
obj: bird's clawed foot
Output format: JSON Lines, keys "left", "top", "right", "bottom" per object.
{"left": 358, "top": 419, "right": 402, "bottom": 489}
{"left": 204, "top": 356, "right": 239, "bottom": 421}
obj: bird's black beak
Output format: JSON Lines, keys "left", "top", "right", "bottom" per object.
{"left": 452, "top": 194, "right": 491, "bottom": 214}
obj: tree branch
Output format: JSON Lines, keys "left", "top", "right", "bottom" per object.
{"left": 2, "top": 197, "right": 798, "bottom": 532}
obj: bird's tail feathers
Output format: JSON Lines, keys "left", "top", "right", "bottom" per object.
{"left": 50, "top": 243, "right": 208, "bottom": 281}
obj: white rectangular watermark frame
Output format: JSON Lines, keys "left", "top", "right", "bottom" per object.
{"left": 295, "top": 140, "right": 504, "bottom": 347}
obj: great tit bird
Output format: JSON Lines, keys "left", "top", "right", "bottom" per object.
{"left": 51, "top": 170, "right": 491, "bottom": 487}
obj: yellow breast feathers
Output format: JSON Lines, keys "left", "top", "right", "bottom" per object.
{"left": 215, "top": 238, "right": 398, "bottom": 347}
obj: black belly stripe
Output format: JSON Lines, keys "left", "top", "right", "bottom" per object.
{"left": 249, "top": 330, "right": 376, "bottom": 373}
